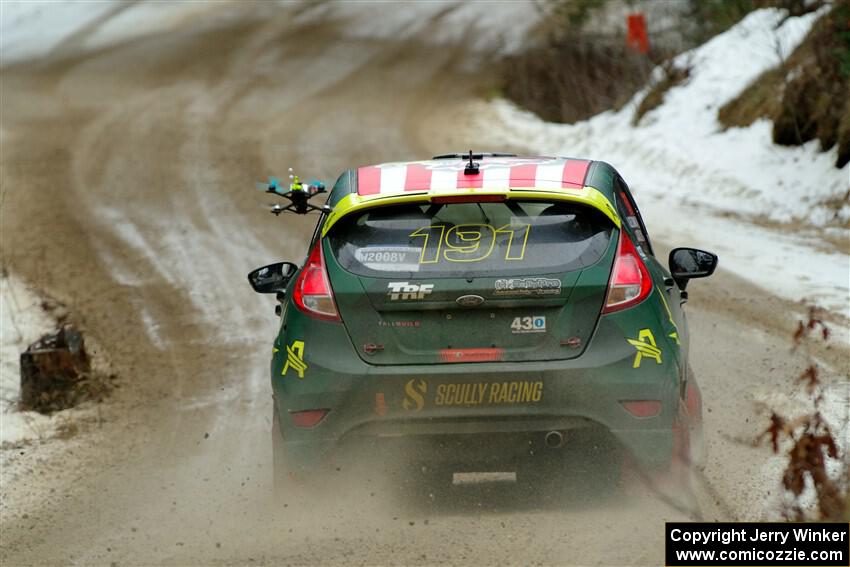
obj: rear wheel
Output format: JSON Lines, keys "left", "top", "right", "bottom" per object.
{"left": 619, "top": 394, "right": 699, "bottom": 510}
{"left": 685, "top": 365, "right": 705, "bottom": 469}
{"left": 630, "top": 402, "right": 696, "bottom": 507}
{"left": 670, "top": 409, "right": 692, "bottom": 487}
{"left": 271, "top": 407, "right": 295, "bottom": 493}
{"left": 657, "top": 366, "right": 704, "bottom": 494}
{"left": 272, "top": 406, "right": 322, "bottom": 500}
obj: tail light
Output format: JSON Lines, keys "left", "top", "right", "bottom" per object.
{"left": 293, "top": 241, "right": 340, "bottom": 322}
{"left": 602, "top": 230, "right": 652, "bottom": 313}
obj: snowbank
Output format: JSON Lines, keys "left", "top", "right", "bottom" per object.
{"left": 0, "top": 274, "right": 60, "bottom": 444}
{"left": 474, "top": 8, "right": 849, "bottom": 318}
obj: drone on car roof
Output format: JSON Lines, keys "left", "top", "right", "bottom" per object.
{"left": 257, "top": 168, "right": 328, "bottom": 216}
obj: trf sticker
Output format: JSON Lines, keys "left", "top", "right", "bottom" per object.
{"left": 387, "top": 281, "right": 434, "bottom": 300}
{"left": 282, "top": 340, "right": 308, "bottom": 378}
{"left": 627, "top": 329, "right": 662, "bottom": 368}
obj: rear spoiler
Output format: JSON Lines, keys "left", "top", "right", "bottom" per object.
{"left": 321, "top": 186, "right": 621, "bottom": 237}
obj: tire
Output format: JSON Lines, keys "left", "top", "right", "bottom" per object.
{"left": 670, "top": 409, "right": 692, "bottom": 485}
{"left": 685, "top": 365, "right": 705, "bottom": 469}
{"left": 271, "top": 406, "right": 320, "bottom": 498}
{"left": 271, "top": 407, "right": 293, "bottom": 493}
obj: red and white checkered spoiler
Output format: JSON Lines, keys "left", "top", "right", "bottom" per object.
{"left": 356, "top": 157, "right": 591, "bottom": 196}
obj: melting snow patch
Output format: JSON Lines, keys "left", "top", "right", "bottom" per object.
{"left": 139, "top": 307, "right": 166, "bottom": 351}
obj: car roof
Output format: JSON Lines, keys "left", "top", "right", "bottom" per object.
{"left": 355, "top": 156, "right": 592, "bottom": 196}
{"left": 327, "top": 156, "right": 621, "bottom": 205}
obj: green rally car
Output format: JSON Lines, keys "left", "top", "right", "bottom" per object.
{"left": 248, "top": 153, "right": 718, "bottom": 489}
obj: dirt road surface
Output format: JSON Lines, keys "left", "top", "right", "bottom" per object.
{"left": 2, "top": 4, "right": 847, "bottom": 565}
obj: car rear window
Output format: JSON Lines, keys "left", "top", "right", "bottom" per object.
{"left": 327, "top": 200, "right": 614, "bottom": 278}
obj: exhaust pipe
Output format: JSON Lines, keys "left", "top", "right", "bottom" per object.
{"left": 544, "top": 430, "right": 566, "bottom": 449}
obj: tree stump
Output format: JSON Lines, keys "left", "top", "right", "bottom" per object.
{"left": 19, "top": 325, "right": 90, "bottom": 413}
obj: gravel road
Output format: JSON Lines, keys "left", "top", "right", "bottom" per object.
{"left": 2, "top": 4, "right": 847, "bottom": 565}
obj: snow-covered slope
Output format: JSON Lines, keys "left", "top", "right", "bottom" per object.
{"left": 474, "top": 8, "right": 849, "bottom": 319}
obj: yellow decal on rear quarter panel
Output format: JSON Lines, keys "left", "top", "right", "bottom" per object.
{"left": 282, "top": 340, "right": 308, "bottom": 379}
{"left": 656, "top": 286, "right": 681, "bottom": 345}
{"left": 626, "top": 329, "right": 662, "bottom": 368}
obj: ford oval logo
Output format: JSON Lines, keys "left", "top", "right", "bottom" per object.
{"left": 456, "top": 294, "right": 485, "bottom": 307}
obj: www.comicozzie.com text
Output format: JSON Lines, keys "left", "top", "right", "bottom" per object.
{"left": 670, "top": 526, "right": 848, "bottom": 546}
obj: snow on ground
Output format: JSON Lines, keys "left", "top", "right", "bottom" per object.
{"left": 0, "top": 0, "right": 239, "bottom": 67}
{"left": 292, "top": 0, "right": 542, "bottom": 55}
{"left": 1, "top": 0, "right": 541, "bottom": 69}
{"left": 0, "top": 274, "right": 59, "bottom": 445}
{"left": 474, "top": 8, "right": 850, "bottom": 319}
{"left": 78, "top": 1, "right": 234, "bottom": 52}
{"left": 0, "top": 0, "right": 116, "bottom": 65}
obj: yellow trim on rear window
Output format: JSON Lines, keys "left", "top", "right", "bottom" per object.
{"left": 321, "top": 187, "right": 621, "bottom": 236}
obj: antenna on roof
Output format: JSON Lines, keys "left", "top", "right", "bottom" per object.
{"left": 464, "top": 150, "right": 480, "bottom": 175}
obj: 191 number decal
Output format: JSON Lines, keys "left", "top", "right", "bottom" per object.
{"left": 409, "top": 223, "right": 530, "bottom": 264}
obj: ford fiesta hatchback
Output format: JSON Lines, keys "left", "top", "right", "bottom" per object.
{"left": 248, "top": 153, "right": 718, "bottom": 491}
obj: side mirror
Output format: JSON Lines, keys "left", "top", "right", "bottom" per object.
{"left": 669, "top": 248, "right": 718, "bottom": 288}
{"left": 248, "top": 262, "right": 298, "bottom": 294}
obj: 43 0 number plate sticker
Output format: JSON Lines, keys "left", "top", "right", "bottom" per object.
{"left": 510, "top": 316, "right": 546, "bottom": 334}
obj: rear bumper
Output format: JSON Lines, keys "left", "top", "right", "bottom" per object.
{"left": 271, "top": 305, "right": 684, "bottom": 472}
{"left": 277, "top": 417, "right": 673, "bottom": 474}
